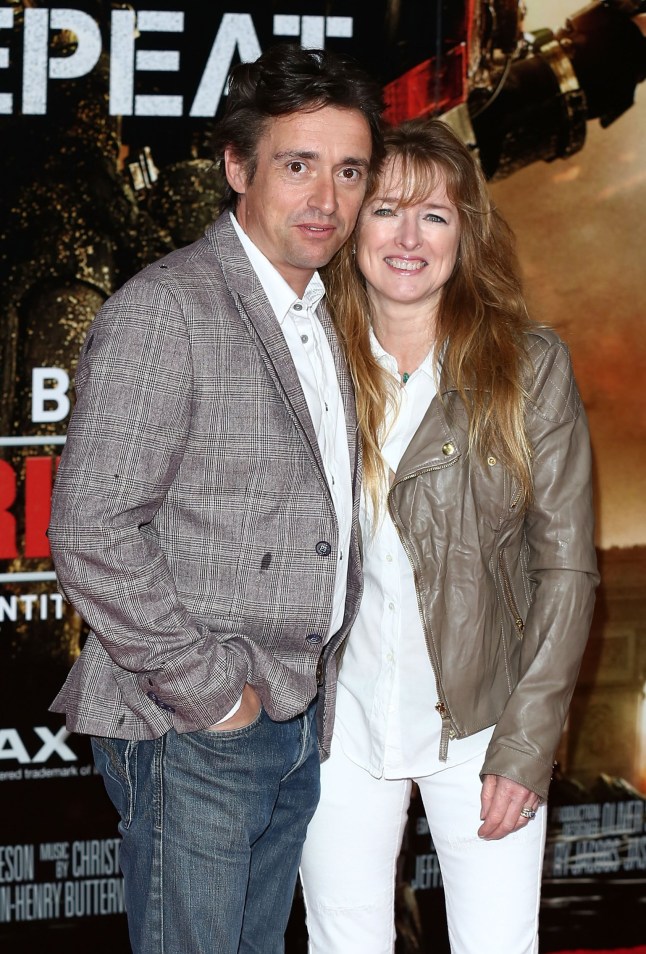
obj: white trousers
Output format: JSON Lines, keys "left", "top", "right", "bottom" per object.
{"left": 300, "top": 743, "right": 547, "bottom": 954}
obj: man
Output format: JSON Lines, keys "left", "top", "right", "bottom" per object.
{"left": 48, "top": 45, "right": 384, "bottom": 953}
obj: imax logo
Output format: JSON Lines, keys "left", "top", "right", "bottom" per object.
{"left": 0, "top": 727, "right": 77, "bottom": 764}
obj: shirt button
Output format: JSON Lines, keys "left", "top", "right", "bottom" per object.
{"left": 315, "top": 541, "right": 332, "bottom": 556}
{"left": 293, "top": 303, "right": 303, "bottom": 311}
{"left": 306, "top": 633, "right": 322, "bottom": 644}
{"left": 301, "top": 334, "right": 309, "bottom": 343}
{"left": 386, "top": 554, "right": 393, "bottom": 562}
{"left": 388, "top": 601, "right": 395, "bottom": 611}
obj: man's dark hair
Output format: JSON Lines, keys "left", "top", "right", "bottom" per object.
{"left": 213, "top": 44, "right": 385, "bottom": 212}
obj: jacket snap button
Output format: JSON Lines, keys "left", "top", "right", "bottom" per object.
{"left": 487, "top": 455, "right": 497, "bottom": 466}
{"left": 315, "top": 541, "right": 332, "bottom": 556}
{"left": 441, "top": 442, "right": 454, "bottom": 456}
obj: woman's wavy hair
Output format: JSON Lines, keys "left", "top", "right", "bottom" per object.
{"left": 322, "top": 117, "right": 535, "bottom": 513}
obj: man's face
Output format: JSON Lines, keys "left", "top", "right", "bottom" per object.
{"left": 225, "top": 106, "right": 373, "bottom": 296}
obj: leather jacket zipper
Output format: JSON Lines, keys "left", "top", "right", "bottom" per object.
{"left": 498, "top": 551, "right": 525, "bottom": 636}
{"left": 509, "top": 480, "right": 522, "bottom": 511}
{"left": 388, "top": 458, "right": 458, "bottom": 761}
{"left": 434, "top": 702, "right": 453, "bottom": 760}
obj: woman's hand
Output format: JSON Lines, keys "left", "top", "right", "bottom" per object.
{"left": 478, "top": 774, "right": 541, "bottom": 840}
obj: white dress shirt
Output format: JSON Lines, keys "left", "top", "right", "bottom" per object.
{"left": 230, "top": 212, "right": 352, "bottom": 641}
{"left": 333, "top": 330, "right": 493, "bottom": 778}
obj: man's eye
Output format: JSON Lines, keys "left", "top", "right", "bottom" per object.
{"left": 340, "top": 168, "right": 360, "bottom": 180}
{"left": 288, "top": 161, "right": 305, "bottom": 173}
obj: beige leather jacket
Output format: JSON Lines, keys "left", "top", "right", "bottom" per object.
{"left": 387, "top": 328, "right": 598, "bottom": 799}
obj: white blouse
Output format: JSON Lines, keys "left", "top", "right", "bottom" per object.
{"left": 333, "top": 331, "right": 493, "bottom": 779}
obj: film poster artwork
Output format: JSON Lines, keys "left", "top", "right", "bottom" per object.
{"left": 1, "top": 2, "right": 646, "bottom": 952}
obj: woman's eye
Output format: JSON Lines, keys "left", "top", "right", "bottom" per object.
{"left": 374, "top": 207, "right": 395, "bottom": 217}
{"left": 426, "top": 213, "right": 446, "bottom": 223}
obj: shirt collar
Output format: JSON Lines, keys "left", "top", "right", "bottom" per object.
{"left": 230, "top": 212, "right": 325, "bottom": 323}
{"left": 368, "top": 327, "right": 435, "bottom": 380}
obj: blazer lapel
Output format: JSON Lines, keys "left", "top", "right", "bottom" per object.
{"left": 208, "top": 217, "right": 326, "bottom": 486}
{"left": 241, "top": 286, "right": 330, "bottom": 476}
{"left": 209, "top": 214, "right": 359, "bottom": 490}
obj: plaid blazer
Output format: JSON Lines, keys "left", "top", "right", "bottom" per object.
{"left": 48, "top": 213, "right": 362, "bottom": 756}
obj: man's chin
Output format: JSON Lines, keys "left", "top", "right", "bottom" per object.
{"left": 290, "top": 242, "right": 347, "bottom": 271}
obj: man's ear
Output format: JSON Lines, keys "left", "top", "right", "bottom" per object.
{"left": 223, "top": 147, "right": 247, "bottom": 195}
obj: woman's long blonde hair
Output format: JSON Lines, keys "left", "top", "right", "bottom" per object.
{"left": 322, "top": 118, "right": 535, "bottom": 512}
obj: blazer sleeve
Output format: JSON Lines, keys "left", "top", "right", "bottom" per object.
{"left": 481, "top": 335, "right": 599, "bottom": 799}
{"left": 48, "top": 273, "right": 252, "bottom": 732}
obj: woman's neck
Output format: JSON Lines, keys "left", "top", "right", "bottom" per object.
{"left": 371, "top": 303, "right": 436, "bottom": 378}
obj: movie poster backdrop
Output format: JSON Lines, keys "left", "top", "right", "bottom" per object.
{"left": 1, "top": 2, "right": 645, "bottom": 951}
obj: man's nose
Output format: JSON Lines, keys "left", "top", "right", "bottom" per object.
{"left": 307, "top": 173, "right": 338, "bottom": 215}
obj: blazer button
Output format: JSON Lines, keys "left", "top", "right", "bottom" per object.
{"left": 442, "top": 442, "right": 455, "bottom": 456}
{"left": 306, "top": 633, "right": 323, "bottom": 644}
{"left": 146, "top": 690, "right": 176, "bottom": 714}
{"left": 315, "top": 541, "right": 332, "bottom": 556}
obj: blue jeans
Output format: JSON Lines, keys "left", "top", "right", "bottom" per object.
{"left": 92, "top": 701, "right": 319, "bottom": 953}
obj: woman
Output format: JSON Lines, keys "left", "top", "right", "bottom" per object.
{"left": 300, "top": 119, "right": 598, "bottom": 954}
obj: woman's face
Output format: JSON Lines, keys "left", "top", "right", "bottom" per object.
{"left": 356, "top": 158, "right": 461, "bottom": 316}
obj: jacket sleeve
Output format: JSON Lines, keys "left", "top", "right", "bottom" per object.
{"left": 481, "top": 335, "right": 599, "bottom": 799}
{"left": 48, "top": 274, "right": 251, "bottom": 732}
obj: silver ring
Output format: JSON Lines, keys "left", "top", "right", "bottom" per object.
{"left": 520, "top": 807, "right": 536, "bottom": 820}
